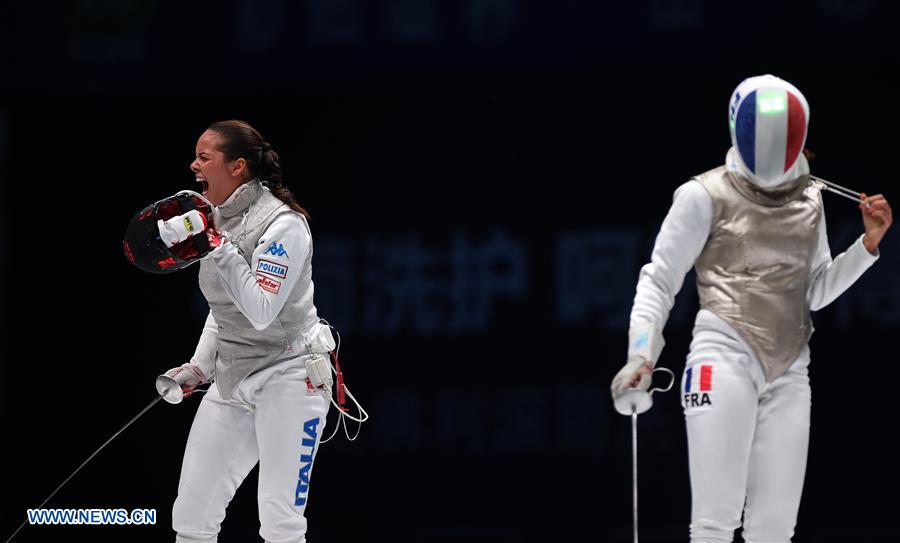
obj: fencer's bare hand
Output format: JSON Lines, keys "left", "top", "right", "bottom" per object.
{"left": 860, "top": 193, "right": 892, "bottom": 254}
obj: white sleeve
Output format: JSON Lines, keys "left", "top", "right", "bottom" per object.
{"left": 627, "top": 180, "right": 714, "bottom": 362}
{"left": 189, "top": 311, "right": 218, "bottom": 381}
{"left": 807, "top": 205, "right": 879, "bottom": 312}
{"left": 209, "top": 213, "right": 311, "bottom": 330}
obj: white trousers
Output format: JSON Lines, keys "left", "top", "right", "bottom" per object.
{"left": 173, "top": 357, "right": 330, "bottom": 543}
{"left": 683, "top": 325, "right": 811, "bottom": 543}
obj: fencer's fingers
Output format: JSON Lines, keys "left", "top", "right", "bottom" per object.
{"left": 872, "top": 202, "right": 891, "bottom": 214}
{"left": 870, "top": 207, "right": 888, "bottom": 217}
{"left": 864, "top": 194, "right": 886, "bottom": 208}
{"left": 872, "top": 210, "right": 890, "bottom": 224}
{"left": 862, "top": 202, "right": 883, "bottom": 215}
{"left": 857, "top": 192, "right": 873, "bottom": 209}
{"left": 868, "top": 200, "right": 890, "bottom": 211}
{"left": 871, "top": 200, "right": 893, "bottom": 220}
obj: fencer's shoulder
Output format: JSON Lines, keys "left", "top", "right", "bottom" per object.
{"left": 667, "top": 180, "right": 714, "bottom": 230}
{"left": 265, "top": 210, "right": 310, "bottom": 237}
{"left": 672, "top": 178, "right": 714, "bottom": 207}
{"left": 689, "top": 165, "right": 728, "bottom": 189}
{"left": 256, "top": 212, "right": 311, "bottom": 261}
{"left": 685, "top": 166, "right": 734, "bottom": 207}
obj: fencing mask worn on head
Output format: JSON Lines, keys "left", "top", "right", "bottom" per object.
{"left": 728, "top": 74, "right": 810, "bottom": 189}
{"left": 123, "top": 190, "right": 217, "bottom": 274}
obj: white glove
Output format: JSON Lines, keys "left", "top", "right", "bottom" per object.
{"left": 162, "top": 363, "right": 207, "bottom": 398}
{"left": 610, "top": 355, "right": 653, "bottom": 399}
{"left": 157, "top": 210, "right": 209, "bottom": 248}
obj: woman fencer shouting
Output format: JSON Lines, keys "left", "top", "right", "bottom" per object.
{"left": 162, "top": 120, "right": 335, "bottom": 543}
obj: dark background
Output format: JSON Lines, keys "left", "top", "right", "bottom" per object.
{"left": 2, "top": 1, "right": 899, "bottom": 542}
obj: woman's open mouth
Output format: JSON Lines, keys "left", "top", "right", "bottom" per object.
{"left": 196, "top": 177, "right": 209, "bottom": 196}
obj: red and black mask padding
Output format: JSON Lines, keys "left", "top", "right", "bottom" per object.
{"left": 123, "top": 191, "right": 215, "bottom": 274}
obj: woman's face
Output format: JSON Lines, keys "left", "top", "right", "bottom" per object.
{"left": 189, "top": 130, "right": 247, "bottom": 205}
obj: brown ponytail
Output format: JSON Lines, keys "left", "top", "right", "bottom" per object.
{"left": 207, "top": 120, "right": 310, "bottom": 219}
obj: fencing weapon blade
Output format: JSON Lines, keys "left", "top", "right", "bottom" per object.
{"left": 4, "top": 394, "right": 166, "bottom": 543}
{"left": 614, "top": 367, "right": 675, "bottom": 543}
{"left": 631, "top": 406, "right": 639, "bottom": 543}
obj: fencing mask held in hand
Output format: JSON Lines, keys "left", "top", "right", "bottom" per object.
{"left": 123, "top": 190, "right": 217, "bottom": 274}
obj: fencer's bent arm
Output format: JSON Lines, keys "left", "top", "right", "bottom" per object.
{"left": 807, "top": 204, "right": 879, "bottom": 312}
{"left": 627, "top": 181, "right": 713, "bottom": 362}
{"left": 210, "top": 213, "right": 310, "bottom": 330}
{"left": 189, "top": 311, "right": 218, "bottom": 381}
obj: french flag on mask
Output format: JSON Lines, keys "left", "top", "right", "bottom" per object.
{"left": 684, "top": 365, "right": 713, "bottom": 393}
{"left": 728, "top": 75, "right": 810, "bottom": 189}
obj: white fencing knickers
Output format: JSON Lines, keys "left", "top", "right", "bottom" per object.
{"left": 173, "top": 356, "right": 330, "bottom": 543}
{"left": 682, "top": 320, "right": 811, "bottom": 543}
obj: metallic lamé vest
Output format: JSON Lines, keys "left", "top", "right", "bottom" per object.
{"left": 694, "top": 167, "right": 822, "bottom": 382}
{"left": 199, "top": 180, "right": 319, "bottom": 399}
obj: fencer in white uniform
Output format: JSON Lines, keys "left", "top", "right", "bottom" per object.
{"left": 611, "top": 76, "right": 893, "bottom": 542}
{"left": 162, "top": 121, "right": 333, "bottom": 543}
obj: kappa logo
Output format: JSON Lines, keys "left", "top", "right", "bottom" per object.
{"left": 263, "top": 241, "right": 289, "bottom": 258}
{"left": 257, "top": 259, "right": 288, "bottom": 279}
{"left": 684, "top": 364, "right": 713, "bottom": 408}
{"left": 294, "top": 417, "right": 320, "bottom": 506}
